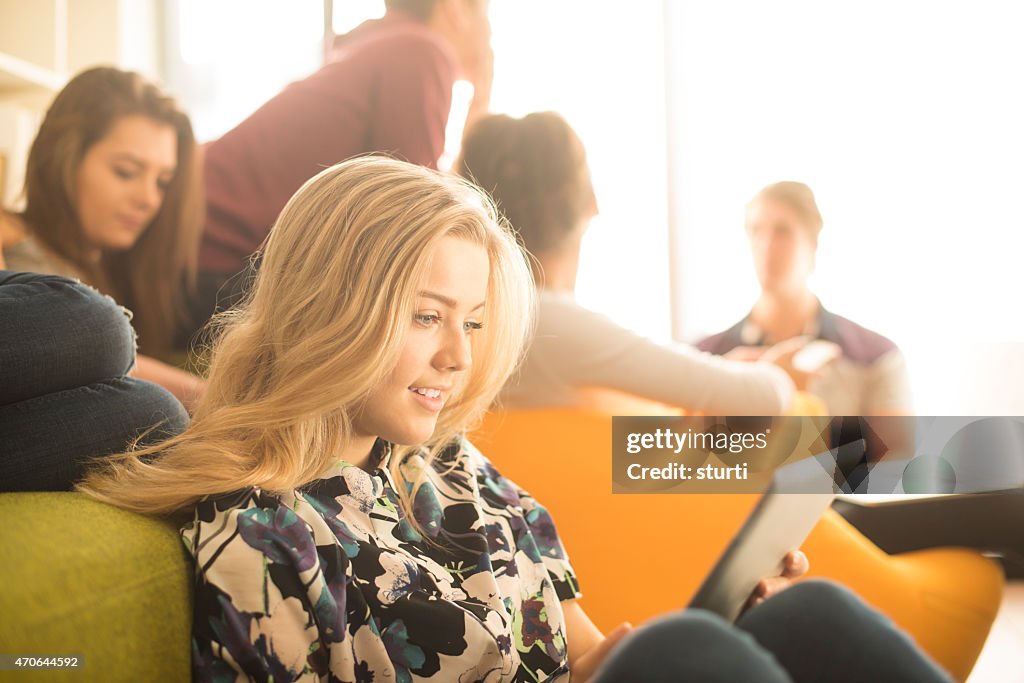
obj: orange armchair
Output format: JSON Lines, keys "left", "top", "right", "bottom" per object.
{"left": 469, "top": 408, "right": 1003, "bottom": 682}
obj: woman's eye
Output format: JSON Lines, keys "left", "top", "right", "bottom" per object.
{"left": 113, "top": 167, "right": 136, "bottom": 180}
{"left": 414, "top": 314, "right": 483, "bottom": 333}
{"left": 415, "top": 313, "right": 441, "bottom": 327}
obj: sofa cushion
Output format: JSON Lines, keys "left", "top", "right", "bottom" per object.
{"left": 0, "top": 492, "right": 191, "bottom": 682}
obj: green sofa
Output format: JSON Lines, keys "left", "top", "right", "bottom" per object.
{"left": 0, "top": 493, "right": 191, "bottom": 682}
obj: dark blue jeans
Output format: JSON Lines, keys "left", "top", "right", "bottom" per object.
{"left": 592, "top": 580, "right": 952, "bottom": 682}
{"left": 1, "top": 271, "right": 188, "bottom": 491}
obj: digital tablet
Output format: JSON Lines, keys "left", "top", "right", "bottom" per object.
{"left": 686, "top": 447, "right": 853, "bottom": 622}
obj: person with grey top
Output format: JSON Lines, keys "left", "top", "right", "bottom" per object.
{"left": 458, "top": 112, "right": 811, "bottom": 415}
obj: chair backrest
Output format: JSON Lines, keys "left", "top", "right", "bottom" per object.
{"left": 470, "top": 408, "right": 761, "bottom": 630}
{"left": 469, "top": 407, "right": 1004, "bottom": 682}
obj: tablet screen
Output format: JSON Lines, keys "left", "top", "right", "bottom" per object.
{"left": 685, "top": 447, "right": 851, "bottom": 622}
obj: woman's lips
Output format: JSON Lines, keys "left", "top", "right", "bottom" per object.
{"left": 409, "top": 386, "right": 445, "bottom": 412}
{"left": 118, "top": 215, "right": 148, "bottom": 232}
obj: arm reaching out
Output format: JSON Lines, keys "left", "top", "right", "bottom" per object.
{"left": 131, "top": 355, "right": 205, "bottom": 413}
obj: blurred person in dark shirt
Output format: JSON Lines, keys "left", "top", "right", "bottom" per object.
{"left": 186, "top": 0, "right": 493, "bottom": 343}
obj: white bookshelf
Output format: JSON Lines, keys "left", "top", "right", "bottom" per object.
{"left": 0, "top": 0, "right": 159, "bottom": 205}
{"left": 0, "top": 51, "right": 65, "bottom": 94}
{"left": 0, "top": 0, "right": 66, "bottom": 204}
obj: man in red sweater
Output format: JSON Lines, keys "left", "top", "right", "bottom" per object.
{"left": 186, "top": 0, "right": 492, "bottom": 338}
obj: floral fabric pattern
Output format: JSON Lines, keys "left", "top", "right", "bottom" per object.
{"left": 182, "top": 437, "right": 580, "bottom": 682}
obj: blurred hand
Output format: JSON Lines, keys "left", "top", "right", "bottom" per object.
{"left": 746, "top": 549, "right": 809, "bottom": 610}
{"left": 724, "top": 345, "right": 768, "bottom": 362}
{"left": 759, "top": 336, "right": 816, "bottom": 390}
{"left": 573, "top": 622, "right": 633, "bottom": 683}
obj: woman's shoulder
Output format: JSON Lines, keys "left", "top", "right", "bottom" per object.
{"left": 189, "top": 485, "right": 261, "bottom": 518}
{"left": 418, "top": 436, "right": 520, "bottom": 503}
{"left": 180, "top": 484, "right": 348, "bottom": 589}
{"left": 2, "top": 230, "right": 86, "bottom": 281}
{"left": 182, "top": 486, "right": 308, "bottom": 548}
{"left": 537, "top": 290, "right": 611, "bottom": 325}
{"left": 696, "top": 317, "right": 746, "bottom": 354}
{"left": 443, "top": 436, "right": 536, "bottom": 510}
{"left": 533, "top": 290, "right": 645, "bottom": 353}
{"left": 820, "top": 308, "right": 901, "bottom": 365}
{"left": 433, "top": 435, "right": 499, "bottom": 479}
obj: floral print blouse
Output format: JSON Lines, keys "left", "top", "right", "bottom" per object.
{"left": 181, "top": 437, "right": 581, "bottom": 682}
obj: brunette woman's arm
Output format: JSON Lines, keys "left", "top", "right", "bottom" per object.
{"left": 132, "top": 355, "right": 205, "bottom": 412}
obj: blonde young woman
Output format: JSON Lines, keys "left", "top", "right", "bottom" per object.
{"left": 78, "top": 158, "right": 950, "bottom": 682}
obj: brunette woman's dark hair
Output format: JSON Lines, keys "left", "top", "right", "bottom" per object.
{"left": 21, "top": 66, "right": 203, "bottom": 354}
{"left": 458, "top": 111, "right": 594, "bottom": 255}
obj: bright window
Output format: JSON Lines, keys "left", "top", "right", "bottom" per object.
{"left": 163, "top": 1, "right": 1024, "bottom": 412}
{"left": 168, "top": 0, "right": 324, "bottom": 142}
{"left": 489, "top": 1, "right": 670, "bottom": 341}
{"left": 165, "top": 1, "right": 671, "bottom": 341}
{"left": 666, "top": 0, "right": 1024, "bottom": 412}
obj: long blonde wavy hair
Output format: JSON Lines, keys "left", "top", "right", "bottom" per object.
{"left": 77, "top": 156, "right": 534, "bottom": 519}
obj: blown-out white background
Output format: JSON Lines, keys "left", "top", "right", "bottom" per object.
{"left": 169, "top": 0, "right": 1024, "bottom": 415}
